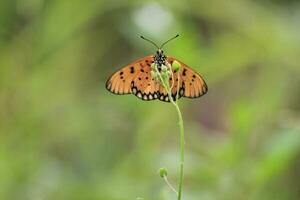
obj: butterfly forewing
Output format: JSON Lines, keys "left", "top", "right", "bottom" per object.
{"left": 106, "top": 55, "right": 155, "bottom": 95}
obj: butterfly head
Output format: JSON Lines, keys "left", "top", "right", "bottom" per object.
{"left": 156, "top": 49, "right": 165, "bottom": 58}
{"left": 157, "top": 49, "right": 163, "bottom": 54}
{"left": 140, "top": 35, "right": 179, "bottom": 66}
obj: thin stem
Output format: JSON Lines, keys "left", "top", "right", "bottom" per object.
{"left": 173, "top": 103, "right": 184, "bottom": 200}
{"left": 163, "top": 176, "right": 178, "bottom": 195}
{"left": 155, "top": 65, "right": 185, "bottom": 200}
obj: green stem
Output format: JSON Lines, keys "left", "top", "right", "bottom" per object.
{"left": 173, "top": 102, "right": 184, "bottom": 200}
{"left": 155, "top": 65, "right": 185, "bottom": 200}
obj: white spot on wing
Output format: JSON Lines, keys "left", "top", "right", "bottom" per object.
{"left": 132, "top": 88, "right": 137, "bottom": 94}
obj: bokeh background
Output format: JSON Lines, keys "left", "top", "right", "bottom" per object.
{"left": 1, "top": 0, "right": 300, "bottom": 199}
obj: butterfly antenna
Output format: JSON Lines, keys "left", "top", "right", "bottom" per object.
{"left": 140, "top": 35, "right": 160, "bottom": 49}
{"left": 160, "top": 34, "right": 179, "bottom": 49}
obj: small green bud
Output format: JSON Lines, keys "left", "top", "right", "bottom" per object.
{"left": 159, "top": 168, "right": 168, "bottom": 178}
{"left": 172, "top": 60, "right": 181, "bottom": 72}
{"left": 161, "top": 65, "right": 168, "bottom": 72}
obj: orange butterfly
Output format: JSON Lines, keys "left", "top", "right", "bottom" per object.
{"left": 106, "top": 35, "right": 208, "bottom": 102}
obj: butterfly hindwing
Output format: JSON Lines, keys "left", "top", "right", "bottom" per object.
{"left": 131, "top": 66, "right": 160, "bottom": 101}
{"left": 157, "top": 71, "right": 184, "bottom": 102}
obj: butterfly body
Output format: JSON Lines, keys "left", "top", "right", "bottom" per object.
{"left": 106, "top": 35, "right": 207, "bottom": 102}
{"left": 154, "top": 49, "right": 167, "bottom": 68}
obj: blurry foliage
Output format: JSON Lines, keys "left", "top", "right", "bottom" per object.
{"left": 0, "top": 0, "right": 300, "bottom": 200}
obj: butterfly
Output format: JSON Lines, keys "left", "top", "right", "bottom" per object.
{"left": 105, "top": 35, "right": 208, "bottom": 102}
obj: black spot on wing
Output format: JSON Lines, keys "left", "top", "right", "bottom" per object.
{"left": 130, "top": 66, "right": 135, "bottom": 73}
{"left": 182, "top": 69, "right": 187, "bottom": 76}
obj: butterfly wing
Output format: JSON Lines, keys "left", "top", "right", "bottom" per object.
{"left": 106, "top": 55, "right": 207, "bottom": 102}
{"left": 156, "top": 56, "right": 208, "bottom": 102}
{"left": 106, "top": 55, "right": 158, "bottom": 99}
{"left": 131, "top": 68, "right": 161, "bottom": 101}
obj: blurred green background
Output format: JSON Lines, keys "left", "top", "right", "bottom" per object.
{"left": 1, "top": 0, "right": 300, "bottom": 199}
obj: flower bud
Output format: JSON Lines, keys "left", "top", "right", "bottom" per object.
{"left": 158, "top": 168, "right": 168, "bottom": 178}
{"left": 161, "top": 65, "right": 168, "bottom": 72}
{"left": 172, "top": 60, "right": 181, "bottom": 72}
